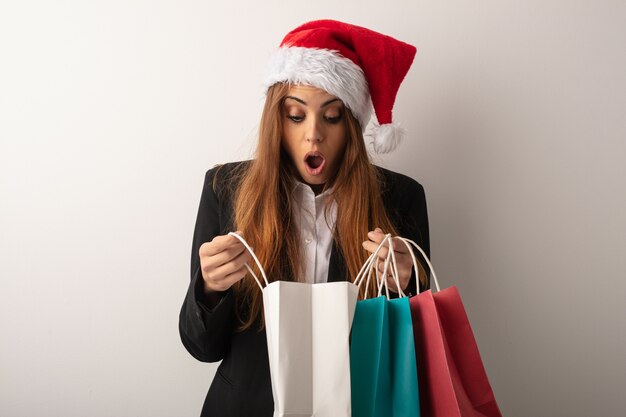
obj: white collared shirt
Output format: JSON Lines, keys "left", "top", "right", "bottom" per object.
{"left": 292, "top": 182, "right": 337, "bottom": 284}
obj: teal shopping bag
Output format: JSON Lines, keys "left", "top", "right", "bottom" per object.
{"left": 389, "top": 296, "right": 420, "bottom": 417}
{"left": 350, "top": 296, "right": 392, "bottom": 417}
{"left": 350, "top": 234, "right": 421, "bottom": 417}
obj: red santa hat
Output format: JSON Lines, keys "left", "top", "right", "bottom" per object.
{"left": 263, "top": 19, "right": 417, "bottom": 153}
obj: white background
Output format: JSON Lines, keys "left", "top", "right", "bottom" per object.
{"left": 1, "top": 1, "right": 625, "bottom": 416}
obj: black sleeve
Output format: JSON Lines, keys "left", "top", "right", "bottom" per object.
{"left": 380, "top": 168, "right": 431, "bottom": 296}
{"left": 178, "top": 166, "right": 237, "bottom": 363}
{"left": 400, "top": 178, "right": 430, "bottom": 295}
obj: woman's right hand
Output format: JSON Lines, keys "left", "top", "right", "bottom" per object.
{"left": 199, "top": 231, "right": 251, "bottom": 294}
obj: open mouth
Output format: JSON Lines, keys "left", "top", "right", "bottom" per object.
{"left": 304, "top": 151, "right": 326, "bottom": 176}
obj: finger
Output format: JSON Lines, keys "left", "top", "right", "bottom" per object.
{"left": 206, "top": 265, "right": 248, "bottom": 292}
{"left": 202, "top": 248, "right": 248, "bottom": 282}
{"left": 378, "top": 259, "right": 400, "bottom": 279}
{"left": 209, "top": 247, "right": 251, "bottom": 281}
{"left": 362, "top": 240, "right": 389, "bottom": 259}
{"left": 202, "top": 233, "right": 246, "bottom": 256}
{"left": 367, "top": 229, "right": 386, "bottom": 244}
{"left": 378, "top": 259, "right": 394, "bottom": 274}
{"left": 207, "top": 234, "right": 244, "bottom": 255}
{"left": 387, "top": 253, "right": 409, "bottom": 273}
{"left": 202, "top": 242, "right": 246, "bottom": 270}
{"left": 376, "top": 244, "right": 389, "bottom": 260}
{"left": 201, "top": 239, "right": 246, "bottom": 263}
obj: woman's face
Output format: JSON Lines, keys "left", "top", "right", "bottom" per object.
{"left": 281, "top": 85, "right": 347, "bottom": 191}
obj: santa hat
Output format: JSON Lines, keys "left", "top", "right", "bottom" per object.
{"left": 263, "top": 19, "right": 417, "bottom": 153}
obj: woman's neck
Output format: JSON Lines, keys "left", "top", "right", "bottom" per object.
{"left": 309, "top": 183, "right": 325, "bottom": 195}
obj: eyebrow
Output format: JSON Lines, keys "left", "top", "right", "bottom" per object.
{"left": 284, "top": 96, "right": 341, "bottom": 108}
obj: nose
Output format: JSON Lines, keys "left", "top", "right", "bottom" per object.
{"left": 305, "top": 117, "right": 324, "bottom": 143}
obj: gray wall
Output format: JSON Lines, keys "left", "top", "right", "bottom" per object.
{"left": 1, "top": 1, "right": 625, "bottom": 416}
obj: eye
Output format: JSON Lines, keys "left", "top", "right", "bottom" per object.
{"left": 325, "top": 114, "right": 343, "bottom": 124}
{"left": 287, "top": 114, "right": 304, "bottom": 123}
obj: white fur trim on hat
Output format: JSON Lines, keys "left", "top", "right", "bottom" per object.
{"left": 263, "top": 47, "right": 372, "bottom": 129}
{"left": 368, "top": 122, "right": 405, "bottom": 154}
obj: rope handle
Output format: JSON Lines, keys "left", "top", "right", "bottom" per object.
{"left": 378, "top": 236, "right": 405, "bottom": 298}
{"left": 227, "top": 232, "right": 269, "bottom": 291}
{"left": 354, "top": 234, "right": 441, "bottom": 297}
{"left": 354, "top": 234, "right": 392, "bottom": 290}
{"left": 354, "top": 234, "right": 405, "bottom": 299}
{"left": 227, "top": 232, "right": 439, "bottom": 295}
{"left": 395, "top": 237, "right": 441, "bottom": 293}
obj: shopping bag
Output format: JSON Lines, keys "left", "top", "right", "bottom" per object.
{"left": 389, "top": 296, "right": 420, "bottom": 417}
{"left": 350, "top": 235, "right": 420, "bottom": 417}
{"left": 229, "top": 233, "right": 357, "bottom": 417}
{"left": 433, "top": 286, "right": 503, "bottom": 417}
{"left": 350, "top": 295, "right": 392, "bottom": 417}
{"left": 396, "top": 237, "right": 503, "bottom": 417}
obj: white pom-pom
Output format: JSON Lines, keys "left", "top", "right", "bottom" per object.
{"left": 368, "top": 122, "right": 405, "bottom": 154}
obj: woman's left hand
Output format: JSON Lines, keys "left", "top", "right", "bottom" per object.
{"left": 362, "top": 228, "right": 413, "bottom": 294}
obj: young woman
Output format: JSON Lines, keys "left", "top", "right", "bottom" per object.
{"left": 179, "top": 19, "right": 430, "bottom": 417}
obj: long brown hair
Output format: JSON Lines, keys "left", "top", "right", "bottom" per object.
{"left": 232, "top": 82, "right": 425, "bottom": 330}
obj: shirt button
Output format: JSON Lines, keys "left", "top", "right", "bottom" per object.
{"left": 305, "top": 238, "right": 312, "bottom": 244}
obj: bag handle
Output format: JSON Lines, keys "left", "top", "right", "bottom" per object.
{"left": 354, "top": 234, "right": 406, "bottom": 299}
{"left": 228, "top": 231, "right": 439, "bottom": 294}
{"left": 356, "top": 235, "right": 441, "bottom": 295}
{"left": 228, "top": 232, "right": 269, "bottom": 291}
{"left": 394, "top": 237, "right": 441, "bottom": 293}
{"left": 374, "top": 236, "right": 406, "bottom": 298}
{"left": 354, "top": 234, "right": 392, "bottom": 293}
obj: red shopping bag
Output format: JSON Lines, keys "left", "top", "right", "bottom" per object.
{"left": 433, "top": 286, "right": 503, "bottom": 416}
{"left": 398, "top": 238, "right": 502, "bottom": 417}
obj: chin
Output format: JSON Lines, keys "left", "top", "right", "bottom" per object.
{"left": 300, "top": 175, "right": 326, "bottom": 186}
{"left": 306, "top": 175, "right": 326, "bottom": 184}
{"left": 294, "top": 166, "right": 326, "bottom": 185}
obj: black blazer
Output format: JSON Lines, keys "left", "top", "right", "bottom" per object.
{"left": 179, "top": 161, "right": 430, "bottom": 417}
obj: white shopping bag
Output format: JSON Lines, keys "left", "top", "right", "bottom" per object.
{"left": 230, "top": 233, "right": 358, "bottom": 417}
